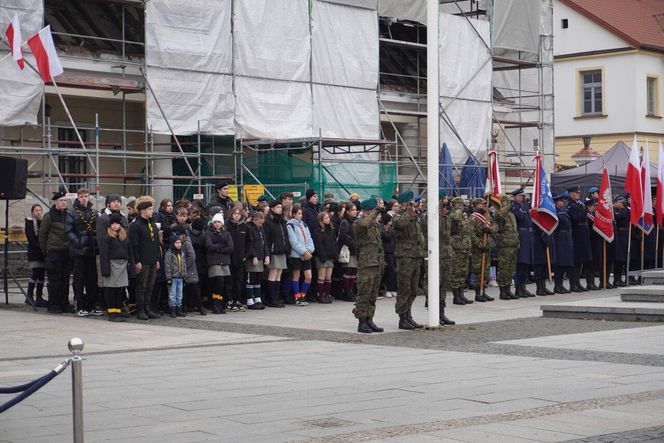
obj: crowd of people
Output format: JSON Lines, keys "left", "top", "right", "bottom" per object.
{"left": 22, "top": 180, "right": 652, "bottom": 332}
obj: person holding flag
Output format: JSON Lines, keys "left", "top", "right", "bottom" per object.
{"left": 553, "top": 193, "right": 573, "bottom": 293}
{"left": 612, "top": 195, "right": 630, "bottom": 287}
{"left": 567, "top": 186, "right": 591, "bottom": 292}
{"left": 510, "top": 188, "right": 534, "bottom": 298}
{"left": 591, "top": 167, "right": 615, "bottom": 289}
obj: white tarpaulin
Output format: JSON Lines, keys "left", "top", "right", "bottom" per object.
{"left": 145, "top": 0, "right": 234, "bottom": 135}
{"left": 380, "top": 0, "right": 426, "bottom": 24}
{"left": 493, "top": 0, "right": 540, "bottom": 54}
{"left": 0, "top": 0, "right": 43, "bottom": 126}
{"left": 313, "top": 85, "right": 378, "bottom": 140}
{"left": 439, "top": 13, "right": 492, "bottom": 164}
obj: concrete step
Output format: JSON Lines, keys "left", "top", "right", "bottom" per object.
{"left": 621, "top": 285, "right": 664, "bottom": 303}
{"left": 642, "top": 270, "right": 664, "bottom": 285}
{"left": 541, "top": 296, "right": 664, "bottom": 322}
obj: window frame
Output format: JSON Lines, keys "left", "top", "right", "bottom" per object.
{"left": 576, "top": 67, "right": 606, "bottom": 118}
{"left": 646, "top": 75, "right": 660, "bottom": 118}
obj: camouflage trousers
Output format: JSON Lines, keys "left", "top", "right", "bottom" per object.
{"left": 449, "top": 248, "right": 470, "bottom": 289}
{"left": 497, "top": 246, "right": 517, "bottom": 286}
{"left": 470, "top": 249, "right": 490, "bottom": 289}
{"left": 395, "top": 257, "right": 420, "bottom": 315}
{"left": 439, "top": 254, "right": 451, "bottom": 307}
{"left": 353, "top": 265, "right": 383, "bottom": 319}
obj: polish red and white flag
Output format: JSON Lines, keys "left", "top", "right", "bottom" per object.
{"left": 593, "top": 166, "right": 614, "bottom": 242}
{"left": 5, "top": 14, "right": 25, "bottom": 69}
{"left": 626, "top": 135, "right": 643, "bottom": 227}
{"left": 27, "top": 25, "right": 63, "bottom": 82}
{"left": 485, "top": 150, "right": 502, "bottom": 204}
{"left": 656, "top": 140, "right": 664, "bottom": 226}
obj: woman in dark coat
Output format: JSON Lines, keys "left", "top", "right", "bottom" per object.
{"left": 553, "top": 195, "right": 573, "bottom": 293}
{"left": 226, "top": 206, "right": 249, "bottom": 310}
{"left": 312, "top": 211, "right": 336, "bottom": 303}
{"left": 25, "top": 204, "right": 47, "bottom": 307}
{"left": 263, "top": 200, "right": 290, "bottom": 307}
{"left": 337, "top": 201, "right": 359, "bottom": 301}
{"left": 99, "top": 213, "right": 134, "bottom": 321}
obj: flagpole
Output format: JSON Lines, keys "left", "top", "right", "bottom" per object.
{"left": 546, "top": 246, "right": 553, "bottom": 284}
{"left": 603, "top": 240, "right": 607, "bottom": 289}
{"left": 627, "top": 223, "right": 632, "bottom": 287}
{"left": 657, "top": 227, "right": 660, "bottom": 269}
{"left": 641, "top": 230, "right": 645, "bottom": 283}
{"left": 480, "top": 233, "right": 487, "bottom": 297}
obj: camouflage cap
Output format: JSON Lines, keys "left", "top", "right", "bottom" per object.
{"left": 472, "top": 198, "right": 485, "bottom": 206}
{"left": 451, "top": 196, "right": 464, "bottom": 205}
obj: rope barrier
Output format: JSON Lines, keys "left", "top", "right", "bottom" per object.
{"left": 0, "top": 358, "right": 70, "bottom": 414}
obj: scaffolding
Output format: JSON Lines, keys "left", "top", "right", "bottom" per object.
{"left": 0, "top": 0, "right": 554, "bottom": 202}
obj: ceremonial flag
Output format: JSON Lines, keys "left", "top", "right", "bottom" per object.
{"left": 656, "top": 140, "right": 664, "bottom": 226}
{"left": 626, "top": 135, "right": 643, "bottom": 226}
{"left": 639, "top": 139, "right": 654, "bottom": 233}
{"left": 530, "top": 153, "right": 558, "bottom": 235}
{"left": 485, "top": 150, "right": 502, "bottom": 204}
{"left": 5, "top": 14, "right": 25, "bottom": 69}
{"left": 27, "top": 26, "right": 63, "bottom": 82}
{"left": 593, "top": 166, "right": 614, "bottom": 242}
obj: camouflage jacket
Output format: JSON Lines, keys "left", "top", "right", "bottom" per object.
{"left": 494, "top": 204, "right": 520, "bottom": 248}
{"left": 469, "top": 211, "right": 496, "bottom": 251}
{"left": 439, "top": 213, "right": 453, "bottom": 257}
{"left": 393, "top": 209, "right": 424, "bottom": 258}
{"left": 449, "top": 208, "right": 471, "bottom": 250}
{"left": 353, "top": 210, "right": 384, "bottom": 267}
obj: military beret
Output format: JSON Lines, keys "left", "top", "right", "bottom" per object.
{"left": 51, "top": 188, "right": 67, "bottom": 200}
{"left": 439, "top": 189, "right": 447, "bottom": 199}
{"left": 257, "top": 194, "right": 269, "bottom": 202}
{"left": 360, "top": 198, "right": 377, "bottom": 211}
{"left": 567, "top": 186, "right": 581, "bottom": 193}
{"left": 588, "top": 186, "right": 599, "bottom": 194}
{"left": 511, "top": 188, "right": 525, "bottom": 196}
{"left": 397, "top": 190, "right": 414, "bottom": 203}
{"left": 451, "top": 196, "right": 464, "bottom": 205}
{"left": 584, "top": 198, "right": 597, "bottom": 206}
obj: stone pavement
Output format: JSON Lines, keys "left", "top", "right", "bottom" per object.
{"left": 1, "top": 286, "right": 664, "bottom": 442}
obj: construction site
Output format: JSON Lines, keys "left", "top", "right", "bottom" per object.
{"left": 0, "top": 0, "right": 554, "bottom": 214}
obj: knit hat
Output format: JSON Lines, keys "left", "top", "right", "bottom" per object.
{"left": 212, "top": 213, "right": 224, "bottom": 224}
{"left": 269, "top": 199, "right": 282, "bottom": 208}
{"left": 208, "top": 206, "right": 222, "bottom": 218}
{"left": 136, "top": 196, "right": 154, "bottom": 211}
{"left": 397, "top": 190, "right": 414, "bottom": 203}
{"left": 107, "top": 194, "right": 122, "bottom": 205}
{"left": 360, "top": 198, "right": 377, "bottom": 211}
{"left": 191, "top": 217, "right": 205, "bottom": 232}
{"left": 109, "top": 213, "right": 123, "bottom": 225}
{"left": 170, "top": 232, "right": 182, "bottom": 246}
{"left": 306, "top": 188, "right": 317, "bottom": 201}
{"left": 215, "top": 180, "right": 230, "bottom": 190}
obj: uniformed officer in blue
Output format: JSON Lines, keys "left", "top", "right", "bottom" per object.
{"left": 567, "top": 186, "right": 592, "bottom": 291}
{"left": 612, "top": 195, "right": 629, "bottom": 286}
{"left": 553, "top": 192, "right": 573, "bottom": 293}
{"left": 510, "top": 188, "right": 534, "bottom": 298}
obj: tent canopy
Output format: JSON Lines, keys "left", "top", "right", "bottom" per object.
{"left": 551, "top": 140, "right": 657, "bottom": 195}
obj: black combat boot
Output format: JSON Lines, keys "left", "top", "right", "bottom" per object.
{"left": 357, "top": 318, "right": 373, "bottom": 333}
{"left": 585, "top": 268, "right": 600, "bottom": 290}
{"left": 398, "top": 313, "right": 415, "bottom": 330}
{"left": 439, "top": 308, "right": 455, "bottom": 325}
{"left": 482, "top": 290, "right": 495, "bottom": 301}
{"left": 145, "top": 304, "right": 161, "bottom": 319}
{"left": 176, "top": 306, "right": 187, "bottom": 317}
{"left": 452, "top": 288, "right": 466, "bottom": 305}
{"left": 499, "top": 286, "right": 510, "bottom": 300}
{"left": 407, "top": 311, "right": 424, "bottom": 329}
{"left": 474, "top": 287, "right": 487, "bottom": 302}
{"left": 169, "top": 307, "right": 177, "bottom": 318}
{"left": 539, "top": 279, "right": 554, "bottom": 295}
{"left": 553, "top": 275, "right": 566, "bottom": 294}
{"left": 459, "top": 289, "right": 474, "bottom": 304}
{"left": 366, "top": 317, "right": 384, "bottom": 333}
{"left": 521, "top": 283, "right": 535, "bottom": 297}
{"left": 536, "top": 280, "right": 546, "bottom": 296}
{"left": 514, "top": 284, "right": 524, "bottom": 298}
{"left": 136, "top": 304, "right": 149, "bottom": 320}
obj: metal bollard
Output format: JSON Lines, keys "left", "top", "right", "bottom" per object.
{"left": 68, "top": 337, "right": 84, "bottom": 443}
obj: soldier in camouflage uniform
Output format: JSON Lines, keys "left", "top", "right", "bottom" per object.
{"left": 393, "top": 191, "right": 425, "bottom": 330}
{"left": 449, "top": 197, "right": 474, "bottom": 305}
{"left": 493, "top": 194, "right": 520, "bottom": 300}
{"left": 469, "top": 198, "right": 496, "bottom": 302}
{"left": 438, "top": 193, "right": 455, "bottom": 325}
{"left": 352, "top": 199, "right": 385, "bottom": 333}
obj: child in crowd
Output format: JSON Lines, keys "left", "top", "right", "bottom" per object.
{"left": 99, "top": 213, "right": 134, "bottom": 322}
{"left": 245, "top": 211, "right": 269, "bottom": 309}
{"left": 165, "top": 233, "right": 187, "bottom": 318}
{"left": 312, "top": 211, "right": 335, "bottom": 304}
{"left": 287, "top": 204, "right": 315, "bottom": 306}
{"left": 25, "top": 204, "right": 48, "bottom": 307}
{"left": 189, "top": 217, "right": 208, "bottom": 314}
{"left": 226, "top": 205, "right": 248, "bottom": 311}
{"left": 205, "top": 213, "right": 234, "bottom": 314}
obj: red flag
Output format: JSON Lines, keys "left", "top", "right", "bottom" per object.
{"left": 485, "top": 150, "right": 501, "bottom": 204}
{"left": 5, "top": 14, "right": 25, "bottom": 69}
{"left": 27, "top": 26, "right": 63, "bottom": 82}
{"left": 593, "top": 166, "right": 614, "bottom": 242}
{"left": 626, "top": 135, "right": 643, "bottom": 226}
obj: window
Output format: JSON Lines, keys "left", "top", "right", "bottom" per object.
{"left": 647, "top": 76, "right": 659, "bottom": 116}
{"left": 581, "top": 70, "right": 602, "bottom": 115}
{"left": 561, "top": 19, "right": 568, "bottom": 29}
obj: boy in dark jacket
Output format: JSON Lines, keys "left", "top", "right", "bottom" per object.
{"left": 226, "top": 206, "right": 248, "bottom": 311}
{"left": 245, "top": 212, "right": 269, "bottom": 309}
{"left": 165, "top": 233, "right": 187, "bottom": 318}
{"left": 188, "top": 217, "right": 208, "bottom": 315}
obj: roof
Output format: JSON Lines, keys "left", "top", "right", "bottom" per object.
{"left": 570, "top": 145, "right": 601, "bottom": 159}
{"left": 560, "top": 0, "right": 664, "bottom": 52}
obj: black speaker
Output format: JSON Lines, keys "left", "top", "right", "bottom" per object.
{"left": 0, "top": 156, "right": 28, "bottom": 200}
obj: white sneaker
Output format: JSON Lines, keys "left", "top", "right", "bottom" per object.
{"left": 89, "top": 308, "right": 104, "bottom": 316}
{"left": 296, "top": 299, "right": 308, "bottom": 306}
{"left": 77, "top": 309, "right": 89, "bottom": 317}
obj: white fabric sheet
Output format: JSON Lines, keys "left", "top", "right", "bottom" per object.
{"left": 438, "top": 13, "right": 492, "bottom": 164}
{"left": 0, "top": 0, "right": 43, "bottom": 126}
{"left": 318, "top": 0, "right": 377, "bottom": 9}
{"left": 235, "top": 77, "right": 313, "bottom": 139}
{"left": 313, "top": 85, "right": 379, "bottom": 140}
{"left": 234, "top": 0, "right": 310, "bottom": 82}
{"left": 312, "top": 1, "right": 378, "bottom": 89}
{"left": 379, "top": 0, "right": 426, "bottom": 24}
{"left": 493, "top": 0, "right": 540, "bottom": 54}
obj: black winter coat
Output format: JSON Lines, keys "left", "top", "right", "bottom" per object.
{"left": 226, "top": 220, "right": 249, "bottom": 266}
{"left": 129, "top": 217, "right": 162, "bottom": 265}
{"left": 511, "top": 200, "right": 533, "bottom": 265}
{"left": 246, "top": 221, "right": 269, "bottom": 262}
{"left": 264, "top": 214, "right": 290, "bottom": 255}
{"left": 613, "top": 207, "right": 630, "bottom": 262}
{"left": 302, "top": 202, "right": 320, "bottom": 232}
{"left": 553, "top": 207, "right": 574, "bottom": 268}
{"left": 154, "top": 208, "right": 176, "bottom": 229}
{"left": 99, "top": 233, "right": 134, "bottom": 277}
{"left": 207, "top": 194, "right": 234, "bottom": 219}
{"left": 381, "top": 228, "right": 396, "bottom": 256}
{"left": 189, "top": 228, "right": 208, "bottom": 276}
{"left": 205, "top": 228, "right": 234, "bottom": 266}
{"left": 568, "top": 199, "right": 592, "bottom": 263}
{"left": 337, "top": 217, "right": 357, "bottom": 255}
{"left": 25, "top": 217, "right": 44, "bottom": 262}
{"left": 312, "top": 225, "right": 337, "bottom": 261}
{"left": 65, "top": 200, "right": 98, "bottom": 257}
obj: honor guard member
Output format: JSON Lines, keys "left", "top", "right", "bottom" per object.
{"left": 567, "top": 186, "right": 592, "bottom": 291}
{"left": 587, "top": 197, "right": 613, "bottom": 289}
{"left": 588, "top": 186, "right": 599, "bottom": 200}
{"left": 584, "top": 198, "right": 601, "bottom": 290}
{"left": 552, "top": 193, "right": 573, "bottom": 293}
{"left": 449, "top": 196, "right": 473, "bottom": 305}
{"left": 511, "top": 188, "right": 535, "bottom": 298}
{"left": 469, "top": 198, "right": 495, "bottom": 302}
{"left": 393, "top": 191, "right": 425, "bottom": 329}
{"left": 494, "top": 194, "right": 520, "bottom": 300}
{"left": 532, "top": 221, "right": 555, "bottom": 296}
{"left": 438, "top": 191, "right": 455, "bottom": 325}
{"left": 353, "top": 199, "right": 385, "bottom": 333}
{"left": 612, "top": 195, "right": 629, "bottom": 286}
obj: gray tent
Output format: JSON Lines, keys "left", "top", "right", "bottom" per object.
{"left": 551, "top": 140, "right": 657, "bottom": 196}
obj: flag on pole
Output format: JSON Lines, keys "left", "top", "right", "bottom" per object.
{"left": 639, "top": 139, "right": 654, "bottom": 233}
{"left": 530, "top": 153, "right": 558, "bottom": 235}
{"left": 626, "top": 135, "right": 643, "bottom": 227}
{"left": 656, "top": 140, "right": 664, "bottom": 226}
{"left": 593, "top": 166, "right": 614, "bottom": 242}
{"left": 5, "top": 14, "right": 25, "bottom": 69}
{"left": 27, "top": 25, "right": 63, "bottom": 82}
{"left": 485, "top": 150, "right": 502, "bottom": 204}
